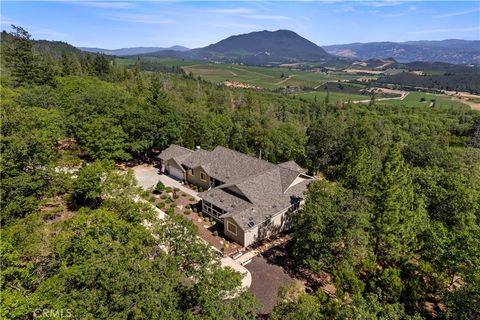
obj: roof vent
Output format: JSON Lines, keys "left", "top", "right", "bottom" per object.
{"left": 247, "top": 221, "right": 255, "bottom": 228}
{"left": 196, "top": 146, "right": 201, "bottom": 150}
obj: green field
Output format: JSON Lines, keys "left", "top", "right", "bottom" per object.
{"left": 297, "top": 90, "right": 369, "bottom": 103}
{"left": 117, "top": 57, "right": 365, "bottom": 89}
{"left": 376, "top": 92, "right": 470, "bottom": 109}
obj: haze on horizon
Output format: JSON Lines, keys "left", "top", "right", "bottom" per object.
{"left": 1, "top": 0, "right": 479, "bottom": 49}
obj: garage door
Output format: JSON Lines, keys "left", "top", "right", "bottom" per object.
{"left": 168, "top": 166, "right": 184, "bottom": 181}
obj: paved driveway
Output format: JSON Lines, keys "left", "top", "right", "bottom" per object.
{"left": 132, "top": 165, "right": 200, "bottom": 200}
{"left": 245, "top": 256, "right": 299, "bottom": 315}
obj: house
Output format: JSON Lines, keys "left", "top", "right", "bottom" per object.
{"left": 158, "top": 145, "right": 314, "bottom": 247}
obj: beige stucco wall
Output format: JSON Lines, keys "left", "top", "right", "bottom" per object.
{"left": 223, "top": 217, "right": 245, "bottom": 246}
{"left": 186, "top": 166, "right": 210, "bottom": 190}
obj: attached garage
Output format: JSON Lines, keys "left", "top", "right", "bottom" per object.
{"left": 167, "top": 165, "right": 184, "bottom": 181}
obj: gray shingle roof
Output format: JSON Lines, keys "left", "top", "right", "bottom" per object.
{"left": 161, "top": 144, "right": 314, "bottom": 230}
{"left": 158, "top": 144, "right": 193, "bottom": 161}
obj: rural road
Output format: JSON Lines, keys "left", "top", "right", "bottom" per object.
{"left": 353, "top": 90, "right": 409, "bottom": 104}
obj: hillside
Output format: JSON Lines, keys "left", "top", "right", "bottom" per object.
{"left": 143, "top": 30, "right": 343, "bottom": 66}
{"left": 323, "top": 39, "right": 480, "bottom": 65}
{"left": 79, "top": 45, "right": 190, "bottom": 56}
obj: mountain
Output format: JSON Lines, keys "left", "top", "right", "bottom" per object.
{"left": 143, "top": 30, "right": 342, "bottom": 66}
{"left": 323, "top": 39, "right": 480, "bottom": 65}
{"left": 78, "top": 46, "right": 190, "bottom": 56}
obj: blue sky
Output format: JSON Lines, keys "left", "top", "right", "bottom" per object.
{"left": 1, "top": 1, "right": 479, "bottom": 49}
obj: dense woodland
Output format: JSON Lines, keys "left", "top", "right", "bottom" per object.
{"left": 1, "top": 26, "right": 479, "bottom": 319}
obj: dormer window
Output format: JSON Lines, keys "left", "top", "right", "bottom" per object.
{"left": 200, "top": 172, "right": 207, "bottom": 181}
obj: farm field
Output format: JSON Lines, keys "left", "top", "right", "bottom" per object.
{"left": 297, "top": 90, "right": 368, "bottom": 103}
{"left": 375, "top": 91, "right": 470, "bottom": 109}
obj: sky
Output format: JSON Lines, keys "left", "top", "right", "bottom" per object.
{"left": 1, "top": 1, "right": 479, "bottom": 49}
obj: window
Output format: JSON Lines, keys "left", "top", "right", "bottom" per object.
{"left": 188, "top": 169, "right": 193, "bottom": 176}
{"left": 200, "top": 172, "right": 207, "bottom": 181}
{"left": 227, "top": 221, "right": 237, "bottom": 235}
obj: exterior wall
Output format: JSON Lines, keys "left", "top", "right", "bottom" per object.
{"left": 166, "top": 159, "right": 185, "bottom": 180}
{"left": 223, "top": 217, "right": 245, "bottom": 246}
{"left": 185, "top": 166, "right": 210, "bottom": 190}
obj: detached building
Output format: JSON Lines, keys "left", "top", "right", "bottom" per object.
{"left": 158, "top": 145, "right": 314, "bottom": 247}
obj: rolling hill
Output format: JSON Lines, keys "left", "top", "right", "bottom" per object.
{"left": 323, "top": 39, "right": 480, "bottom": 65}
{"left": 141, "top": 30, "right": 344, "bottom": 66}
{"left": 79, "top": 46, "right": 190, "bottom": 56}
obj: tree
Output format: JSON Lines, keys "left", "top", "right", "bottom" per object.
{"left": 372, "top": 144, "right": 427, "bottom": 264}
{"left": 2, "top": 25, "right": 38, "bottom": 86}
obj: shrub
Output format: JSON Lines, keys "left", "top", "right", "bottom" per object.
{"left": 148, "top": 196, "right": 156, "bottom": 203}
{"left": 185, "top": 204, "right": 191, "bottom": 209}
{"left": 181, "top": 192, "right": 187, "bottom": 197}
{"left": 160, "top": 194, "right": 168, "bottom": 199}
{"left": 173, "top": 187, "right": 180, "bottom": 192}
{"left": 193, "top": 207, "right": 197, "bottom": 213}
{"left": 155, "top": 181, "right": 165, "bottom": 193}
{"left": 213, "top": 230, "right": 218, "bottom": 236}
{"left": 165, "top": 198, "right": 172, "bottom": 204}
{"left": 198, "top": 187, "right": 204, "bottom": 192}
{"left": 157, "top": 202, "right": 165, "bottom": 209}
{"left": 165, "top": 187, "right": 172, "bottom": 192}
{"left": 167, "top": 208, "right": 175, "bottom": 215}
{"left": 188, "top": 197, "right": 195, "bottom": 201}
{"left": 184, "top": 209, "right": 191, "bottom": 215}
{"left": 173, "top": 194, "right": 179, "bottom": 199}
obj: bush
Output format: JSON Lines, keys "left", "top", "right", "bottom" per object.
{"left": 160, "top": 194, "right": 168, "bottom": 199}
{"left": 198, "top": 187, "right": 204, "bottom": 192}
{"left": 184, "top": 209, "right": 191, "bottom": 215}
{"left": 213, "top": 230, "right": 218, "bottom": 236}
{"left": 148, "top": 196, "right": 156, "bottom": 203}
{"left": 165, "top": 198, "right": 172, "bottom": 204}
{"left": 155, "top": 181, "right": 165, "bottom": 193}
{"left": 185, "top": 204, "right": 191, "bottom": 209}
{"left": 189, "top": 197, "right": 195, "bottom": 201}
{"left": 167, "top": 208, "right": 175, "bottom": 215}
{"left": 181, "top": 192, "right": 187, "bottom": 197}
{"left": 156, "top": 202, "right": 165, "bottom": 209}
{"left": 165, "top": 187, "right": 172, "bottom": 192}
{"left": 173, "top": 194, "right": 179, "bottom": 199}
{"left": 173, "top": 187, "right": 180, "bottom": 192}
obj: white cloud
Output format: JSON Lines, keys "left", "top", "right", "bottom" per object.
{"left": 409, "top": 26, "right": 480, "bottom": 34}
{"left": 210, "top": 8, "right": 253, "bottom": 14}
{"left": 243, "top": 14, "right": 288, "bottom": 20}
{"left": 434, "top": 8, "right": 480, "bottom": 19}
{"left": 104, "top": 13, "right": 172, "bottom": 24}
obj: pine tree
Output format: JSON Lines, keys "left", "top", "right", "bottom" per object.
{"left": 3, "top": 25, "right": 37, "bottom": 86}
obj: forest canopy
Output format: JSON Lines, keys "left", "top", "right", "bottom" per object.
{"left": 1, "top": 26, "right": 479, "bottom": 319}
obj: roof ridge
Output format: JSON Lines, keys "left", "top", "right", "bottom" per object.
{"left": 213, "top": 146, "right": 274, "bottom": 166}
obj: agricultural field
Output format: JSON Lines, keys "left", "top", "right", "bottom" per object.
{"left": 375, "top": 91, "right": 471, "bottom": 109}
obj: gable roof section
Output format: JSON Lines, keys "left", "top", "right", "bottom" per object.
{"left": 158, "top": 144, "right": 193, "bottom": 162}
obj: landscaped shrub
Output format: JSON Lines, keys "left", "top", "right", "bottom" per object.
{"left": 167, "top": 208, "right": 175, "bottom": 215}
{"left": 198, "top": 187, "right": 204, "bottom": 192}
{"left": 173, "top": 194, "right": 179, "bottom": 199}
{"left": 154, "top": 181, "right": 165, "bottom": 193}
{"left": 165, "top": 198, "right": 172, "bottom": 204}
{"left": 193, "top": 207, "right": 197, "bottom": 213}
{"left": 213, "top": 231, "right": 218, "bottom": 236}
{"left": 157, "top": 202, "right": 165, "bottom": 209}
{"left": 160, "top": 194, "right": 168, "bottom": 199}
{"left": 148, "top": 196, "right": 155, "bottom": 203}
{"left": 184, "top": 209, "right": 191, "bottom": 215}
{"left": 188, "top": 197, "right": 195, "bottom": 201}
{"left": 173, "top": 187, "right": 180, "bottom": 192}
{"left": 181, "top": 192, "right": 187, "bottom": 197}
{"left": 185, "top": 204, "right": 191, "bottom": 209}
{"left": 165, "top": 187, "right": 172, "bottom": 192}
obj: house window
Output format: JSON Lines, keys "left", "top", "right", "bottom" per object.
{"left": 226, "top": 221, "right": 237, "bottom": 235}
{"left": 200, "top": 172, "right": 207, "bottom": 181}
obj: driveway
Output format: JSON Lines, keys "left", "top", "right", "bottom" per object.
{"left": 132, "top": 164, "right": 200, "bottom": 200}
{"left": 245, "top": 256, "right": 300, "bottom": 315}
